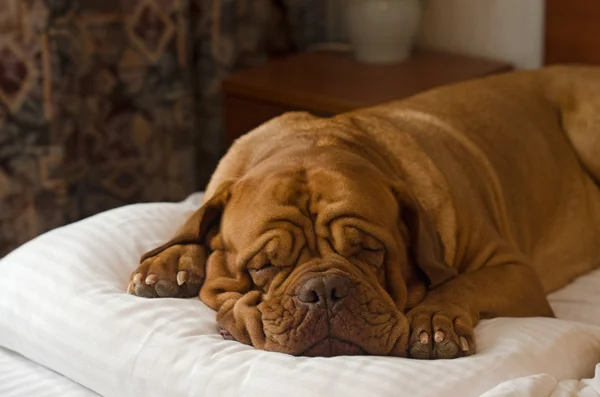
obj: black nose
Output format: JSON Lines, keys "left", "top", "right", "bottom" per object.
{"left": 297, "top": 274, "right": 352, "bottom": 307}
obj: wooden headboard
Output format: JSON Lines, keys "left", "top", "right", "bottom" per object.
{"left": 545, "top": 0, "right": 600, "bottom": 65}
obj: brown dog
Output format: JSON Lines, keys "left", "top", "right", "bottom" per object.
{"left": 129, "top": 66, "right": 600, "bottom": 359}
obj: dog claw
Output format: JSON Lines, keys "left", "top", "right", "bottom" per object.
{"left": 133, "top": 273, "right": 143, "bottom": 284}
{"left": 460, "top": 336, "right": 469, "bottom": 351}
{"left": 127, "top": 281, "right": 134, "bottom": 294}
{"left": 177, "top": 271, "right": 188, "bottom": 286}
{"left": 419, "top": 332, "right": 429, "bottom": 345}
{"left": 434, "top": 331, "right": 445, "bottom": 343}
{"left": 145, "top": 274, "right": 158, "bottom": 285}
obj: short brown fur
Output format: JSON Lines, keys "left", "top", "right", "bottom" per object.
{"left": 130, "top": 66, "right": 600, "bottom": 359}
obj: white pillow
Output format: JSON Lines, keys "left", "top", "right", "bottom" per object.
{"left": 1, "top": 193, "right": 599, "bottom": 397}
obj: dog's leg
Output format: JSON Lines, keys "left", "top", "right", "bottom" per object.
{"left": 407, "top": 263, "right": 552, "bottom": 359}
{"left": 128, "top": 183, "right": 231, "bottom": 298}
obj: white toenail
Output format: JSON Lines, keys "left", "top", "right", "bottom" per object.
{"left": 419, "top": 332, "right": 429, "bottom": 345}
{"left": 145, "top": 274, "right": 158, "bottom": 285}
{"left": 460, "top": 336, "right": 469, "bottom": 351}
{"left": 133, "top": 273, "right": 143, "bottom": 284}
{"left": 177, "top": 271, "right": 188, "bottom": 286}
{"left": 434, "top": 331, "right": 445, "bottom": 343}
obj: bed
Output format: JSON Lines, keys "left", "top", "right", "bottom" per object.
{"left": 2, "top": 2, "right": 600, "bottom": 396}
{"left": 1, "top": 192, "right": 600, "bottom": 397}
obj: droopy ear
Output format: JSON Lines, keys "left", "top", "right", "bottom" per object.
{"left": 140, "top": 182, "right": 233, "bottom": 262}
{"left": 392, "top": 183, "right": 457, "bottom": 288}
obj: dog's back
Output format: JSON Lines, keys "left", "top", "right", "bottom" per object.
{"left": 359, "top": 66, "right": 600, "bottom": 292}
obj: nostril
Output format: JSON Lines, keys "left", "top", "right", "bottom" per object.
{"left": 298, "top": 278, "right": 325, "bottom": 304}
{"left": 331, "top": 288, "right": 342, "bottom": 301}
{"left": 329, "top": 279, "right": 349, "bottom": 301}
{"left": 308, "top": 290, "right": 319, "bottom": 303}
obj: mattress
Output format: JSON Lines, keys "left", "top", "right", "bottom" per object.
{"left": 1, "top": 192, "right": 600, "bottom": 397}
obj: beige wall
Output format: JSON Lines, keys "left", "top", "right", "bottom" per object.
{"left": 415, "top": 0, "right": 545, "bottom": 69}
{"left": 325, "top": 0, "right": 545, "bottom": 69}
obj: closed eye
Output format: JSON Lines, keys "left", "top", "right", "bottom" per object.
{"left": 249, "top": 263, "right": 281, "bottom": 288}
{"left": 250, "top": 263, "right": 277, "bottom": 275}
{"left": 359, "top": 247, "right": 386, "bottom": 268}
{"left": 331, "top": 224, "right": 386, "bottom": 267}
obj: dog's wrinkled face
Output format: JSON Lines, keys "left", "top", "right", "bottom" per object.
{"left": 197, "top": 147, "right": 445, "bottom": 357}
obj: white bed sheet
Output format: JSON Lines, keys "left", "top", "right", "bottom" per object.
{"left": 0, "top": 347, "right": 98, "bottom": 397}
{"left": 1, "top": 192, "right": 600, "bottom": 397}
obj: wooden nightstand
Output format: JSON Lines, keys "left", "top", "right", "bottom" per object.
{"left": 222, "top": 50, "right": 513, "bottom": 147}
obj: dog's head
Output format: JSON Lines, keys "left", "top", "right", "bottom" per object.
{"left": 151, "top": 146, "right": 455, "bottom": 356}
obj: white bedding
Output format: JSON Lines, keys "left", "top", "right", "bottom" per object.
{"left": 0, "top": 347, "right": 98, "bottom": 397}
{"left": 1, "top": 192, "right": 600, "bottom": 397}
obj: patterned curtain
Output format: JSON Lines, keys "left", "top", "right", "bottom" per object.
{"left": 0, "top": 0, "right": 327, "bottom": 257}
{"left": 191, "top": 0, "right": 328, "bottom": 186}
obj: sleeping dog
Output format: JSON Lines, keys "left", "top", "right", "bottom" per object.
{"left": 129, "top": 66, "right": 600, "bottom": 359}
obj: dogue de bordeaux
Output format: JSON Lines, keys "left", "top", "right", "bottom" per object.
{"left": 129, "top": 66, "right": 600, "bottom": 359}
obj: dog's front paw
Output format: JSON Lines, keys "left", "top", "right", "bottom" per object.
{"left": 128, "top": 244, "right": 205, "bottom": 298}
{"left": 407, "top": 302, "right": 475, "bottom": 359}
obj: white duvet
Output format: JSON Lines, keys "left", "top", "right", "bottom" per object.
{"left": 1, "top": 192, "right": 600, "bottom": 397}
